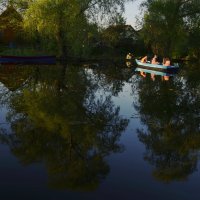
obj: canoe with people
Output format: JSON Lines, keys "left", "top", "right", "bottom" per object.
{"left": 136, "top": 55, "right": 179, "bottom": 70}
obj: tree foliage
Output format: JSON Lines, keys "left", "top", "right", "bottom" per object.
{"left": 0, "top": 0, "right": 134, "bottom": 57}
{"left": 140, "top": 0, "right": 200, "bottom": 58}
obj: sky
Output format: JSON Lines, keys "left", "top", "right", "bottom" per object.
{"left": 124, "top": 0, "right": 142, "bottom": 28}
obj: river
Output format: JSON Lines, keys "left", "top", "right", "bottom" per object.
{"left": 0, "top": 61, "right": 199, "bottom": 200}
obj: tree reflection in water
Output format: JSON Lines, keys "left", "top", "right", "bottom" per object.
{"left": 134, "top": 63, "right": 200, "bottom": 182}
{"left": 0, "top": 64, "right": 129, "bottom": 191}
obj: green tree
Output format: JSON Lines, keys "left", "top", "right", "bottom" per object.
{"left": 8, "top": 0, "right": 135, "bottom": 58}
{"left": 140, "top": 0, "right": 200, "bottom": 57}
{"left": 187, "top": 13, "right": 200, "bottom": 58}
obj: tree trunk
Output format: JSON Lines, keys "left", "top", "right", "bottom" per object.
{"left": 56, "top": 14, "right": 68, "bottom": 60}
{"left": 56, "top": 29, "right": 68, "bottom": 60}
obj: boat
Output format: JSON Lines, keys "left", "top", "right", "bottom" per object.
{"left": 135, "top": 59, "right": 179, "bottom": 71}
{"left": 0, "top": 55, "right": 56, "bottom": 64}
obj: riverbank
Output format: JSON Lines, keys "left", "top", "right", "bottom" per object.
{"left": 0, "top": 47, "right": 199, "bottom": 64}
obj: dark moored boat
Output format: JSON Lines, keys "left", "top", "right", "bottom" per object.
{"left": 0, "top": 55, "right": 56, "bottom": 64}
{"left": 135, "top": 59, "right": 179, "bottom": 71}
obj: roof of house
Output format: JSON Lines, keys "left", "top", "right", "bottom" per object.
{"left": 0, "top": 5, "right": 21, "bottom": 18}
{"left": 104, "top": 24, "right": 139, "bottom": 35}
{"left": 102, "top": 24, "right": 139, "bottom": 41}
{"left": 0, "top": 6, "right": 22, "bottom": 30}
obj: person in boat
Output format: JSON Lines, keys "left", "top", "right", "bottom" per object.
{"left": 163, "top": 57, "right": 171, "bottom": 66}
{"left": 151, "top": 55, "right": 159, "bottom": 64}
{"left": 141, "top": 53, "right": 154, "bottom": 63}
{"left": 140, "top": 56, "right": 148, "bottom": 63}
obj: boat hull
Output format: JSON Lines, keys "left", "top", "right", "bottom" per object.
{"left": 0, "top": 55, "right": 56, "bottom": 64}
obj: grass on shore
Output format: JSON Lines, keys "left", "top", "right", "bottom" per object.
{"left": 0, "top": 47, "right": 53, "bottom": 56}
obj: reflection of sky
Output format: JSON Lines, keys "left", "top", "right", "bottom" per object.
{"left": 0, "top": 84, "right": 11, "bottom": 132}
{"left": 125, "top": 0, "right": 142, "bottom": 28}
{"left": 0, "top": 104, "right": 10, "bottom": 132}
{"left": 0, "top": 106, "right": 7, "bottom": 122}
{"left": 0, "top": 85, "right": 7, "bottom": 125}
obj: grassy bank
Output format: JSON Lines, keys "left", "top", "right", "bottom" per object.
{"left": 0, "top": 47, "right": 54, "bottom": 56}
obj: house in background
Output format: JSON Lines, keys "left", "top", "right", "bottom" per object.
{"left": 102, "top": 25, "right": 139, "bottom": 44}
{"left": 0, "top": 5, "right": 23, "bottom": 47}
{"left": 99, "top": 24, "right": 141, "bottom": 55}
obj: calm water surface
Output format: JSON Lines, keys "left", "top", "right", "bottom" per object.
{"left": 0, "top": 62, "right": 199, "bottom": 200}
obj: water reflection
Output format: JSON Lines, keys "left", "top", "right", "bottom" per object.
{"left": 135, "top": 66, "right": 178, "bottom": 82}
{"left": 0, "top": 61, "right": 200, "bottom": 195}
{"left": 134, "top": 62, "right": 200, "bottom": 182}
{"left": 88, "top": 62, "right": 135, "bottom": 96}
{"left": 0, "top": 64, "right": 129, "bottom": 191}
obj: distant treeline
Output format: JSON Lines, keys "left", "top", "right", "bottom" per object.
{"left": 0, "top": 0, "right": 200, "bottom": 60}
{"left": 140, "top": 0, "right": 200, "bottom": 60}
